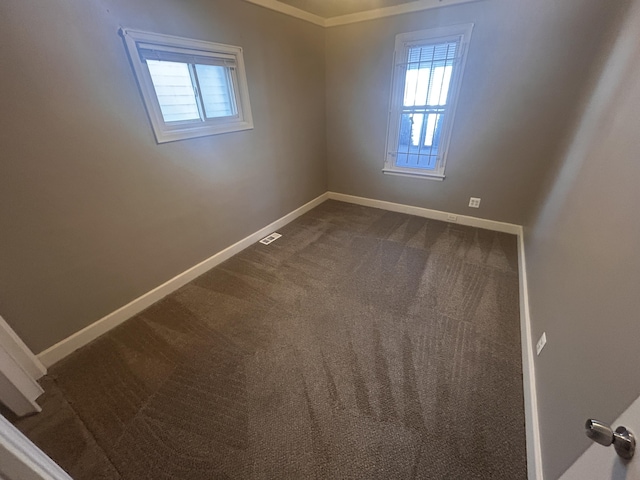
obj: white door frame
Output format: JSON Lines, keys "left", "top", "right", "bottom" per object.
{"left": 0, "top": 413, "right": 72, "bottom": 480}
{"left": 0, "top": 315, "right": 46, "bottom": 416}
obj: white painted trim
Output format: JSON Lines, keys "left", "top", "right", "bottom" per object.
{"left": 325, "top": 0, "right": 478, "bottom": 27}
{"left": 37, "top": 192, "right": 329, "bottom": 367}
{"left": 0, "top": 315, "right": 45, "bottom": 416}
{"left": 243, "top": 0, "right": 479, "bottom": 27}
{"left": 518, "top": 228, "right": 544, "bottom": 480}
{"left": 0, "top": 345, "right": 43, "bottom": 417}
{"left": 327, "top": 192, "right": 521, "bottom": 234}
{"left": 0, "top": 414, "right": 72, "bottom": 480}
{"left": 0, "top": 316, "right": 45, "bottom": 380}
{"left": 242, "top": 0, "right": 325, "bottom": 26}
{"left": 382, "top": 169, "right": 446, "bottom": 181}
{"left": 120, "top": 28, "right": 254, "bottom": 144}
{"left": 383, "top": 23, "right": 474, "bottom": 179}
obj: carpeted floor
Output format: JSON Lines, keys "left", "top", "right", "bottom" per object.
{"left": 7, "top": 200, "right": 527, "bottom": 479}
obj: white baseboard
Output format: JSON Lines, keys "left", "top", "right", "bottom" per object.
{"left": 37, "top": 193, "right": 329, "bottom": 367}
{"left": 517, "top": 229, "right": 544, "bottom": 480}
{"left": 327, "top": 192, "right": 521, "bottom": 235}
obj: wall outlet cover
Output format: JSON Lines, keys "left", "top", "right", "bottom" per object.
{"left": 469, "top": 197, "right": 481, "bottom": 208}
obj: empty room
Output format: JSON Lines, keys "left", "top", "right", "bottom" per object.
{"left": 1, "top": 0, "right": 639, "bottom": 479}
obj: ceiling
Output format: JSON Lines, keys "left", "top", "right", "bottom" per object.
{"left": 244, "top": 0, "right": 478, "bottom": 26}
{"left": 275, "top": 0, "right": 422, "bottom": 19}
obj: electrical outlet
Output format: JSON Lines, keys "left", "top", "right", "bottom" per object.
{"left": 536, "top": 332, "right": 547, "bottom": 356}
{"left": 469, "top": 197, "right": 481, "bottom": 208}
{"left": 447, "top": 214, "right": 458, "bottom": 222}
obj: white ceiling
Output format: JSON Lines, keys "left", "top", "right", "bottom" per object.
{"left": 244, "top": 0, "right": 478, "bottom": 26}
{"left": 276, "top": 0, "right": 420, "bottom": 18}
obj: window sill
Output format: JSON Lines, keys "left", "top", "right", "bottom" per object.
{"left": 382, "top": 168, "right": 445, "bottom": 181}
{"left": 154, "top": 120, "right": 254, "bottom": 144}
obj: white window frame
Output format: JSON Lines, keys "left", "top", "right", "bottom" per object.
{"left": 120, "top": 28, "right": 253, "bottom": 143}
{"left": 383, "top": 24, "right": 473, "bottom": 180}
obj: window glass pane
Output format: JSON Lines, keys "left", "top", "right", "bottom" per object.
{"left": 429, "top": 66, "right": 453, "bottom": 106}
{"left": 403, "top": 67, "right": 431, "bottom": 107}
{"left": 410, "top": 113, "right": 424, "bottom": 147}
{"left": 395, "top": 113, "right": 435, "bottom": 170}
{"left": 424, "top": 113, "right": 439, "bottom": 147}
{"left": 403, "top": 69, "right": 418, "bottom": 107}
{"left": 194, "top": 64, "right": 236, "bottom": 119}
{"left": 394, "top": 41, "right": 457, "bottom": 171}
{"left": 404, "top": 42, "right": 456, "bottom": 107}
{"left": 395, "top": 112, "right": 440, "bottom": 171}
{"left": 146, "top": 60, "right": 200, "bottom": 123}
{"left": 396, "top": 153, "right": 409, "bottom": 166}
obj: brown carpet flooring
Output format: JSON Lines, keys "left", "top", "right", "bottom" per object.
{"left": 7, "top": 200, "right": 527, "bottom": 479}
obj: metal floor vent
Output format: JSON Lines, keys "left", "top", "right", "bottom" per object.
{"left": 259, "top": 232, "right": 282, "bottom": 245}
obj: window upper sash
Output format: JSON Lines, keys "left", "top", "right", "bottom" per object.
{"left": 137, "top": 44, "right": 237, "bottom": 68}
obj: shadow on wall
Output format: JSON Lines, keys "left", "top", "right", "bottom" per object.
{"left": 611, "top": 461, "right": 630, "bottom": 480}
{"left": 529, "top": 1, "right": 639, "bottom": 232}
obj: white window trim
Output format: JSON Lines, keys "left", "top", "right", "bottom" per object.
{"left": 120, "top": 28, "right": 254, "bottom": 143}
{"left": 383, "top": 23, "right": 474, "bottom": 180}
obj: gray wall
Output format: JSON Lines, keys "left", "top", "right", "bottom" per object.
{"left": 325, "top": 0, "right": 620, "bottom": 225}
{"left": 0, "top": 0, "right": 327, "bottom": 353}
{"left": 3, "top": 2, "right": 639, "bottom": 475}
{"left": 525, "top": 0, "right": 640, "bottom": 478}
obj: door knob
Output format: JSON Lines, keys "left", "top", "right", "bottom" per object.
{"left": 585, "top": 419, "right": 635, "bottom": 460}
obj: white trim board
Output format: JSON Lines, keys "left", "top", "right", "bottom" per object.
{"left": 243, "top": 0, "right": 479, "bottom": 28}
{"left": 242, "top": 0, "right": 325, "bottom": 26}
{"left": 0, "top": 316, "right": 45, "bottom": 381}
{"left": 325, "top": 0, "right": 479, "bottom": 27}
{"left": 327, "top": 192, "right": 521, "bottom": 234}
{"left": 0, "top": 346, "right": 43, "bottom": 417}
{"left": 518, "top": 229, "right": 544, "bottom": 480}
{"left": 37, "top": 192, "right": 329, "bottom": 367}
{"left": 0, "top": 414, "right": 72, "bottom": 480}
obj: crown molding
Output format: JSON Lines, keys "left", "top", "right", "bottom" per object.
{"left": 243, "top": 0, "right": 479, "bottom": 28}
{"left": 325, "top": 0, "right": 479, "bottom": 27}
{"left": 243, "top": 0, "right": 325, "bottom": 26}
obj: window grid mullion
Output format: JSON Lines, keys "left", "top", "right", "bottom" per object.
{"left": 225, "top": 67, "right": 240, "bottom": 117}
{"left": 387, "top": 58, "right": 406, "bottom": 160}
{"left": 410, "top": 47, "right": 423, "bottom": 161}
{"left": 406, "top": 47, "right": 422, "bottom": 164}
{"left": 430, "top": 43, "right": 454, "bottom": 162}
{"left": 417, "top": 44, "right": 439, "bottom": 164}
{"left": 399, "top": 48, "right": 415, "bottom": 159}
{"left": 188, "top": 63, "right": 207, "bottom": 122}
